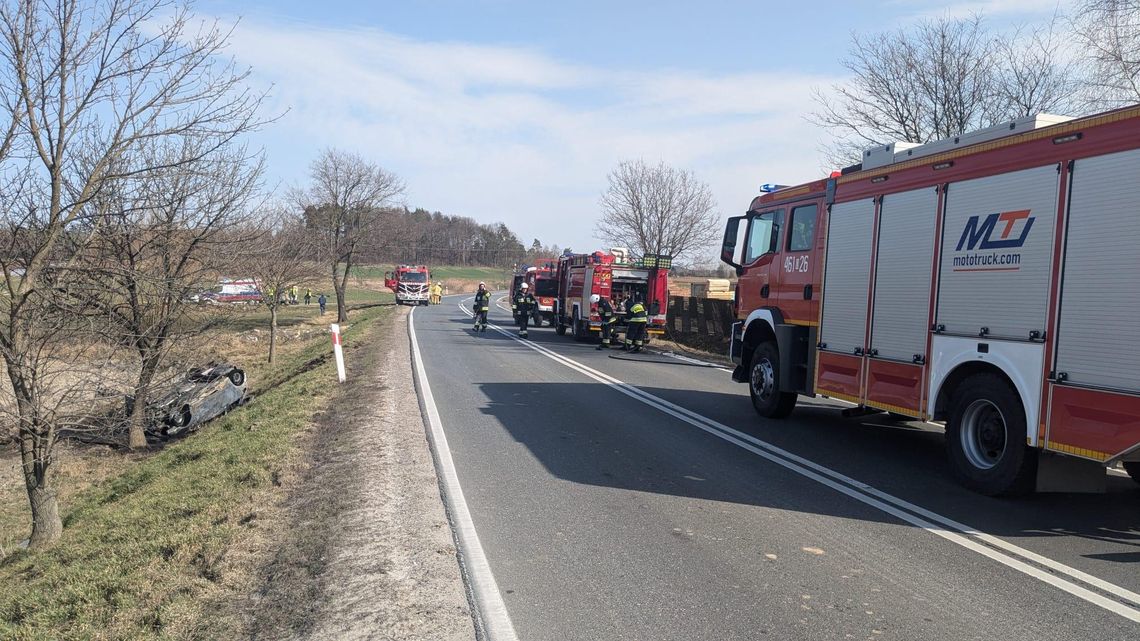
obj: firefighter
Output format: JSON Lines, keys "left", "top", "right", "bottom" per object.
{"left": 622, "top": 293, "right": 648, "bottom": 353}
{"left": 430, "top": 281, "right": 443, "bottom": 305}
{"left": 512, "top": 282, "right": 537, "bottom": 338}
{"left": 473, "top": 282, "right": 490, "bottom": 331}
{"left": 593, "top": 293, "right": 616, "bottom": 350}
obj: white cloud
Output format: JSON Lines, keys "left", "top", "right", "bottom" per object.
{"left": 227, "top": 19, "right": 841, "bottom": 262}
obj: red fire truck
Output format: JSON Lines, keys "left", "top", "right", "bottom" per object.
{"left": 383, "top": 265, "right": 431, "bottom": 306}
{"left": 524, "top": 260, "right": 559, "bottom": 326}
{"left": 720, "top": 106, "right": 1140, "bottom": 495}
{"left": 554, "top": 249, "right": 671, "bottom": 341}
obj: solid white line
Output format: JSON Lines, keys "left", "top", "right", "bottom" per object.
{"left": 457, "top": 302, "right": 1140, "bottom": 622}
{"left": 408, "top": 307, "right": 520, "bottom": 641}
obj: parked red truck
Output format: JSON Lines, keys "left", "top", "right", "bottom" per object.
{"left": 720, "top": 106, "right": 1140, "bottom": 494}
{"left": 524, "top": 261, "right": 559, "bottom": 327}
{"left": 554, "top": 249, "right": 671, "bottom": 342}
{"left": 383, "top": 265, "right": 431, "bottom": 306}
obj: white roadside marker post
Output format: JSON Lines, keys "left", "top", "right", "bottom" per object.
{"left": 330, "top": 323, "right": 347, "bottom": 383}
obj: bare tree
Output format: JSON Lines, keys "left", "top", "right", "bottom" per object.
{"left": 296, "top": 150, "right": 404, "bottom": 323}
{"left": 0, "top": 0, "right": 265, "bottom": 547}
{"left": 995, "top": 14, "right": 1083, "bottom": 118}
{"left": 812, "top": 14, "right": 1081, "bottom": 166}
{"left": 1073, "top": 0, "right": 1140, "bottom": 108}
{"left": 243, "top": 212, "right": 321, "bottom": 363}
{"left": 595, "top": 160, "right": 720, "bottom": 265}
{"left": 66, "top": 140, "right": 264, "bottom": 449}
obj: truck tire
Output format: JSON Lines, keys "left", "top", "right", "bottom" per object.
{"left": 572, "top": 311, "right": 587, "bottom": 341}
{"left": 1123, "top": 462, "right": 1140, "bottom": 486}
{"left": 748, "top": 341, "right": 797, "bottom": 419}
{"left": 945, "top": 373, "right": 1036, "bottom": 496}
{"left": 555, "top": 321, "right": 566, "bottom": 336}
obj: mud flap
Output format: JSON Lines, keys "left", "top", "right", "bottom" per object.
{"left": 775, "top": 324, "right": 814, "bottom": 395}
{"left": 1035, "top": 452, "right": 1106, "bottom": 493}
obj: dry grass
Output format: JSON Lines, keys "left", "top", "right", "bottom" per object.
{"left": 0, "top": 292, "right": 392, "bottom": 640}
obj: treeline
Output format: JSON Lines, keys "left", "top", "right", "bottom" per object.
{"left": 363, "top": 207, "right": 527, "bottom": 269}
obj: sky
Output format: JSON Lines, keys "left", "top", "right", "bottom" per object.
{"left": 196, "top": 0, "right": 1070, "bottom": 263}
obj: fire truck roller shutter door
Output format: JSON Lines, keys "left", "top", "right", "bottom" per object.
{"left": 937, "top": 165, "right": 1060, "bottom": 340}
{"left": 1056, "top": 148, "right": 1140, "bottom": 392}
{"left": 819, "top": 198, "right": 877, "bottom": 355}
{"left": 871, "top": 187, "right": 940, "bottom": 361}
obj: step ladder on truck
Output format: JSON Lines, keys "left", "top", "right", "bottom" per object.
{"left": 720, "top": 106, "right": 1140, "bottom": 495}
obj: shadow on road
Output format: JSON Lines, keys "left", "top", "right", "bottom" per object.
{"left": 474, "top": 380, "right": 1140, "bottom": 566}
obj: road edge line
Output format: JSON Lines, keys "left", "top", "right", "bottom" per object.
{"left": 408, "top": 307, "right": 520, "bottom": 641}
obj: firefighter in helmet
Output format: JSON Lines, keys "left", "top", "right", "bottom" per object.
{"left": 622, "top": 292, "right": 648, "bottom": 353}
{"left": 592, "top": 293, "right": 616, "bottom": 350}
{"left": 473, "top": 282, "right": 490, "bottom": 332}
{"left": 512, "top": 282, "right": 537, "bottom": 338}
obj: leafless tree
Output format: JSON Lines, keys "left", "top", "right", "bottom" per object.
{"left": 1073, "top": 0, "right": 1140, "bottom": 108}
{"left": 242, "top": 211, "right": 322, "bottom": 363}
{"left": 295, "top": 150, "right": 404, "bottom": 323}
{"left": 995, "top": 14, "right": 1083, "bottom": 118}
{"left": 595, "top": 159, "right": 720, "bottom": 265}
{"left": 0, "top": 0, "right": 265, "bottom": 547}
{"left": 65, "top": 140, "right": 264, "bottom": 450}
{"left": 812, "top": 14, "right": 1082, "bottom": 166}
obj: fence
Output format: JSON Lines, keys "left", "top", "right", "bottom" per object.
{"left": 666, "top": 296, "right": 734, "bottom": 344}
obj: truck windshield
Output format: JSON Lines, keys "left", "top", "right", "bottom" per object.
{"left": 534, "top": 278, "right": 558, "bottom": 297}
{"left": 401, "top": 272, "right": 428, "bottom": 283}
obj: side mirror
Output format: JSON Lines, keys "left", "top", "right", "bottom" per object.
{"left": 721, "top": 216, "right": 745, "bottom": 269}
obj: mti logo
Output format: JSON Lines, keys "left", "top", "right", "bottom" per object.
{"left": 955, "top": 210, "right": 1035, "bottom": 251}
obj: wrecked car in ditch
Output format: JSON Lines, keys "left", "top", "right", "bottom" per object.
{"left": 146, "top": 362, "right": 248, "bottom": 436}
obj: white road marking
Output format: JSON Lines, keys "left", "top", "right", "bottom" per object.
{"left": 408, "top": 307, "right": 520, "bottom": 641}
{"left": 456, "top": 301, "right": 1140, "bottom": 623}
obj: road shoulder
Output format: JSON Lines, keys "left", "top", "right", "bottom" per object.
{"left": 241, "top": 305, "right": 475, "bottom": 640}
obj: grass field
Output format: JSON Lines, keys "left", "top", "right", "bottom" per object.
{"left": 0, "top": 293, "right": 391, "bottom": 640}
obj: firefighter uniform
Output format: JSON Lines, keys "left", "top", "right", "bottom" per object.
{"left": 430, "top": 282, "right": 443, "bottom": 305}
{"left": 622, "top": 298, "right": 648, "bottom": 353}
{"left": 595, "top": 297, "right": 616, "bottom": 350}
{"left": 473, "top": 288, "right": 490, "bottom": 331}
{"left": 512, "top": 289, "right": 537, "bottom": 338}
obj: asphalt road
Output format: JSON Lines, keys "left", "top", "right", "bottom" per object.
{"left": 410, "top": 293, "right": 1140, "bottom": 641}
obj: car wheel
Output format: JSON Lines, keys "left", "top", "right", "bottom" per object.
{"left": 1123, "top": 462, "right": 1140, "bottom": 486}
{"left": 169, "top": 404, "right": 191, "bottom": 429}
{"left": 228, "top": 369, "right": 246, "bottom": 386}
{"left": 748, "top": 341, "right": 797, "bottom": 419}
{"left": 945, "top": 373, "right": 1036, "bottom": 496}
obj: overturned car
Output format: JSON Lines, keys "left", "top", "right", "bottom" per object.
{"left": 146, "top": 362, "right": 248, "bottom": 437}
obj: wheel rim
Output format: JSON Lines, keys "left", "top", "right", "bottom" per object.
{"left": 960, "top": 399, "right": 1007, "bottom": 470}
{"left": 750, "top": 358, "right": 775, "bottom": 403}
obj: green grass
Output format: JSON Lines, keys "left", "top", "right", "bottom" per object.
{"left": 0, "top": 304, "right": 391, "bottom": 640}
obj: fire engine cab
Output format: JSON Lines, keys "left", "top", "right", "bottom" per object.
{"left": 554, "top": 249, "right": 671, "bottom": 342}
{"left": 383, "top": 265, "right": 431, "bottom": 306}
{"left": 720, "top": 106, "right": 1140, "bottom": 495}
{"left": 524, "top": 261, "right": 559, "bottom": 326}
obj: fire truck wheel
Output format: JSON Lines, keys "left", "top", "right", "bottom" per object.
{"left": 1123, "top": 462, "right": 1140, "bottom": 485}
{"left": 555, "top": 322, "right": 567, "bottom": 336}
{"left": 946, "top": 373, "right": 1036, "bottom": 496}
{"left": 748, "top": 341, "right": 796, "bottom": 419}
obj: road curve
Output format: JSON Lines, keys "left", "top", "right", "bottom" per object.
{"left": 410, "top": 293, "right": 1140, "bottom": 641}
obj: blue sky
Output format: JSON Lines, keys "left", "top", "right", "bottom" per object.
{"left": 199, "top": 0, "right": 1068, "bottom": 261}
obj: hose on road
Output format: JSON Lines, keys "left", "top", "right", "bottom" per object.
{"left": 606, "top": 353, "right": 723, "bottom": 368}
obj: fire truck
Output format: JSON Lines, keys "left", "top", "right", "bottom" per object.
{"left": 720, "top": 105, "right": 1140, "bottom": 495}
{"left": 554, "top": 249, "right": 671, "bottom": 341}
{"left": 383, "top": 265, "right": 431, "bottom": 306}
{"left": 524, "top": 260, "right": 559, "bottom": 326}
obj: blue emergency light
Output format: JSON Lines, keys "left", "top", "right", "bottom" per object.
{"left": 759, "top": 183, "right": 789, "bottom": 193}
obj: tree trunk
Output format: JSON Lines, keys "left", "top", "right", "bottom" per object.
{"left": 27, "top": 483, "right": 62, "bottom": 548}
{"left": 332, "top": 262, "right": 348, "bottom": 323}
{"left": 129, "top": 351, "right": 162, "bottom": 449}
{"left": 19, "top": 420, "right": 62, "bottom": 548}
{"left": 268, "top": 305, "right": 277, "bottom": 363}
